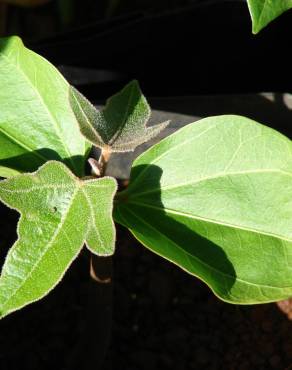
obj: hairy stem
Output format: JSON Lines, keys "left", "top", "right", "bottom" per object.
{"left": 88, "top": 144, "right": 113, "bottom": 282}
{"left": 98, "top": 146, "right": 112, "bottom": 177}
{"left": 85, "top": 146, "right": 113, "bottom": 366}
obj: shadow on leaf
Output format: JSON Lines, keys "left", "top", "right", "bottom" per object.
{"left": 0, "top": 148, "right": 86, "bottom": 178}
{"left": 115, "top": 164, "right": 236, "bottom": 300}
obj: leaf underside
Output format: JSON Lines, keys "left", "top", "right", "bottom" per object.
{"left": 115, "top": 115, "right": 292, "bottom": 304}
{"left": 0, "top": 36, "right": 90, "bottom": 178}
{"left": 69, "top": 80, "right": 169, "bottom": 152}
{"left": 0, "top": 161, "right": 117, "bottom": 318}
{"left": 247, "top": 0, "right": 292, "bottom": 33}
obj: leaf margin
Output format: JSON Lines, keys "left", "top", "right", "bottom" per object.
{"left": 0, "top": 160, "right": 117, "bottom": 319}
{"left": 114, "top": 114, "right": 292, "bottom": 304}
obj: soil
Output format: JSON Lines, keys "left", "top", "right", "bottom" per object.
{"left": 0, "top": 203, "right": 292, "bottom": 370}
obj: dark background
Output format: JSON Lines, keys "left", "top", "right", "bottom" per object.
{"left": 1, "top": 1, "right": 292, "bottom": 370}
{"left": 1, "top": 0, "right": 292, "bottom": 99}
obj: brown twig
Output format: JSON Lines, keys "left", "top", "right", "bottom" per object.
{"left": 90, "top": 255, "right": 112, "bottom": 284}
{"left": 97, "top": 146, "right": 111, "bottom": 177}
{"left": 88, "top": 146, "right": 113, "bottom": 283}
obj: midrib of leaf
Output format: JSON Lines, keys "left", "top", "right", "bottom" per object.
{"left": 108, "top": 82, "right": 139, "bottom": 145}
{"left": 252, "top": 0, "right": 292, "bottom": 31}
{"left": 119, "top": 207, "right": 291, "bottom": 291}
{"left": 0, "top": 186, "right": 80, "bottom": 311}
{"left": 0, "top": 52, "right": 78, "bottom": 173}
{"left": 80, "top": 187, "right": 104, "bottom": 251}
{"left": 130, "top": 121, "right": 220, "bottom": 187}
{"left": 70, "top": 90, "right": 103, "bottom": 145}
{"left": 0, "top": 184, "right": 73, "bottom": 194}
{"left": 127, "top": 168, "right": 292, "bottom": 198}
{"left": 257, "top": 0, "right": 269, "bottom": 27}
{"left": 126, "top": 200, "right": 292, "bottom": 243}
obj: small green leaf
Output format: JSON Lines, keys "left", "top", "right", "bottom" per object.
{"left": 247, "top": 0, "right": 292, "bottom": 33}
{"left": 0, "top": 36, "right": 91, "bottom": 178}
{"left": 69, "top": 81, "right": 169, "bottom": 152}
{"left": 115, "top": 115, "right": 292, "bottom": 304}
{"left": 0, "top": 161, "right": 117, "bottom": 318}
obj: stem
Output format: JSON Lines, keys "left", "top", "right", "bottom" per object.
{"left": 83, "top": 146, "right": 113, "bottom": 367}
{"left": 81, "top": 255, "right": 113, "bottom": 370}
{"left": 90, "top": 254, "right": 112, "bottom": 284}
{"left": 89, "top": 145, "right": 112, "bottom": 282}
{"left": 97, "top": 146, "right": 112, "bottom": 177}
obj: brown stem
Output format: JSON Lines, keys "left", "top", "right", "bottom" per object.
{"left": 98, "top": 146, "right": 111, "bottom": 177}
{"left": 78, "top": 255, "right": 113, "bottom": 370}
{"left": 83, "top": 146, "right": 113, "bottom": 368}
{"left": 88, "top": 142, "right": 112, "bottom": 282}
{"left": 90, "top": 255, "right": 112, "bottom": 284}
{"left": 88, "top": 145, "right": 113, "bottom": 283}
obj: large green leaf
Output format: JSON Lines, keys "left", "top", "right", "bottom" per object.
{"left": 115, "top": 115, "right": 292, "bottom": 304}
{"left": 0, "top": 161, "right": 116, "bottom": 318}
{"left": 247, "top": 0, "right": 292, "bottom": 33}
{"left": 0, "top": 36, "right": 90, "bottom": 178}
{"left": 69, "top": 80, "right": 169, "bottom": 152}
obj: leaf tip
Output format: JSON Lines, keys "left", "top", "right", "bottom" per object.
{"left": 120, "top": 79, "right": 142, "bottom": 95}
{"left": 252, "top": 23, "right": 261, "bottom": 34}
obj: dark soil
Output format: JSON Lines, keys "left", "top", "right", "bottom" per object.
{"left": 0, "top": 204, "right": 292, "bottom": 370}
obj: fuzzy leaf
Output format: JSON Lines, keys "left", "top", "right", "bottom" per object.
{"left": 69, "top": 81, "right": 169, "bottom": 152}
{"left": 115, "top": 115, "right": 292, "bottom": 304}
{"left": 0, "top": 161, "right": 117, "bottom": 318}
{"left": 247, "top": 0, "right": 292, "bottom": 33}
{"left": 0, "top": 36, "right": 90, "bottom": 178}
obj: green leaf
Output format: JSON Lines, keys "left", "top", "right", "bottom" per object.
{"left": 247, "top": 0, "right": 292, "bottom": 33}
{"left": 0, "top": 161, "right": 117, "bottom": 318}
{"left": 115, "top": 115, "right": 292, "bottom": 304}
{"left": 69, "top": 81, "right": 169, "bottom": 152}
{"left": 0, "top": 36, "right": 90, "bottom": 178}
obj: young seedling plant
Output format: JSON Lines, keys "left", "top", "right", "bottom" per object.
{"left": 0, "top": 1, "right": 292, "bottom": 319}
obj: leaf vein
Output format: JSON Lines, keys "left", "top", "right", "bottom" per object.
{"left": 0, "top": 187, "right": 79, "bottom": 311}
